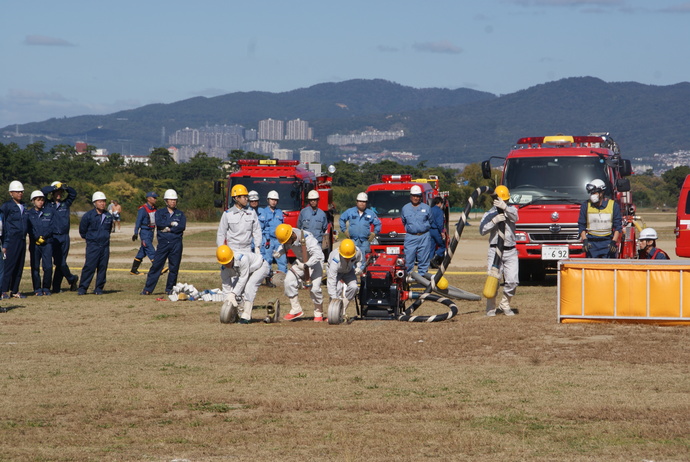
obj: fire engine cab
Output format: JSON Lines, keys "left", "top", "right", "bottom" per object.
{"left": 366, "top": 174, "right": 448, "bottom": 255}
{"left": 214, "top": 159, "right": 336, "bottom": 255}
{"left": 482, "top": 134, "right": 635, "bottom": 281}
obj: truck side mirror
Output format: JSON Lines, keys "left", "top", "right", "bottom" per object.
{"left": 616, "top": 178, "right": 631, "bottom": 192}
{"left": 481, "top": 160, "right": 492, "bottom": 180}
{"left": 620, "top": 159, "right": 632, "bottom": 177}
{"left": 213, "top": 180, "right": 222, "bottom": 195}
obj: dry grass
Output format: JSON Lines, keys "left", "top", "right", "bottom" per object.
{"left": 1, "top": 217, "right": 689, "bottom": 461}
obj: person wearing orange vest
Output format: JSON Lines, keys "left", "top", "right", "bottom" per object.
{"left": 130, "top": 192, "right": 159, "bottom": 275}
{"left": 578, "top": 179, "right": 622, "bottom": 258}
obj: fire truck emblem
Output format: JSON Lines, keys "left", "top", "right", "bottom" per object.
{"left": 551, "top": 212, "right": 560, "bottom": 222}
{"left": 389, "top": 231, "right": 398, "bottom": 238}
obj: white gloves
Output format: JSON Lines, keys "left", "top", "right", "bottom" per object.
{"left": 170, "top": 221, "right": 178, "bottom": 227}
{"left": 292, "top": 260, "right": 305, "bottom": 271}
{"left": 161, "top": 227, "right": 171, "bottom": 232}
{"left": 272, "top": 249, "right": 282, "bottom": 258}
{"left": 493, "top": 198, "right": 507, "bottom": 211}
{"left": 491, "top": 214, "right": 506, "bottom": 225}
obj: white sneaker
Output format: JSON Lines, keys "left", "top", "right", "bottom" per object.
{"left": 503, "top": 309, "right": 515, "bottom": 316}
{"left": 486, "top": 310, "right": 496, "bottom": 317}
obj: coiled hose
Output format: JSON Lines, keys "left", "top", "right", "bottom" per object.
{"left": 399, "top": 186, "right": 492, "bottom": 322}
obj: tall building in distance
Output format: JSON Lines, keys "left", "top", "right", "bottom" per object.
{"left": 285, "top": 118, "right": 313, "bottom": 140}
{"left": 300, "top": 149, "right": 320, "bottom": 164}
{"left": 258, "top": 118, "right": 284, "bottom": 140}
{"left": 273, "top": 149, "right": 294, "bottom": 160}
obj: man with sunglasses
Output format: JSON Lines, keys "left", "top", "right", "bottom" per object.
{"left": 578, "top": 179, "right": 622, "bottom": 258}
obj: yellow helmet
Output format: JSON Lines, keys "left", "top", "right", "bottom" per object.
{"left": 494, "top": 185, "right": 510, "bottom": 201}
{"left": 276, "top": 223, "right": 293, "bottom": 244}
{"left": 216, "top": 245, "right": 234, "bottom": 265}
{"left": 339, "top": 239, "right": 356, "bottom": 259}
{"left": 231, "top": 184, "right": 249, "bottom": 197}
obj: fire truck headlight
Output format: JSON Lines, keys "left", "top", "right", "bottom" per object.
{"left": 515, "top": 232, "right": 528, "bottom": 243}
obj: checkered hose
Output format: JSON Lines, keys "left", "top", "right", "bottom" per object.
{"left": 399, "top": 186, "right": 492, "bottom": 322}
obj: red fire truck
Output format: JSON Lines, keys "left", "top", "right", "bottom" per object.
{"left": 365, "top": 174, "right": 448, "bottom": 255}
{"left": 214, "top": 159, "right": 336, "bottom": 255}
{"left": 482, "top": 134, "right": 635, "bottom": 281}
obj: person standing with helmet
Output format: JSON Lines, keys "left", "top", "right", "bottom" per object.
{"left": 27, "top": 191, "right": 56, "bottom": 296}
{"left": 1, "top": 181, "right": 29, "bottom": 299}
{"left": 401, "top": 185, "right": 432, "bottom": 276}
{"left": 578, "top": 179, "right": 622, "bottom": 258}
{"left": 216, "top": 244, "right": 270, "bottom": 324}
{"left": 142, "top": 189, "right": 186, "bottom": 295}
{"left": 41, "top": 181, "right": 78, "bottom": 293}
{"left": 216, "top": 184, "right": 262, "bottom": 258}
{"left": 326, "top": 238, "right": 363, "bottom": 324}
{"left": 130, "top": 192, "right": 159, "bottom": 275}
{"left": 77, "top": 192, "right": 114, "bottom": 295}
{"left": 259, "top": 190, "right": 287, "bottom": 274}
{"left": 637, "top": 228, "right": 670, "bottom": 259}
{"left": 274, "top": 224, "right": 324, "bottom": 321}
{"left": 297, "top": 189, "right": 329, "bottom": 256}
{"left": 248, "top": 190, "right": 260, "bottom": 214}
{"left": 479, "top": 185, "right": 519, "bottom": 317}
{"left": 339, "top": 192, "right": 381, "bottom": 256}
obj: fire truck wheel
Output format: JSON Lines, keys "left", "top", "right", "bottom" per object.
{"left": 327, "top": 299, "right": 343, "bottom": 325}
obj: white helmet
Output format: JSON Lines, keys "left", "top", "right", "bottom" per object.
{"left": 267, "top": 190, "right": 279, "bottom": 200}
{"left": 248, "top": 190, "right": 259, "bottom": 201}
{"left": 586, "top": 179, "right": 606, "bottom": 193}
{"left": 639, "top": 228, "right": 658, "bottom": 240}
{"left": 92, "top": 191, "right": 107, "bottom": 202}
{"left": 30, "top": 190, "right": 45, "bottom": 201}
{"left": 356, "top": 192, "right": 368, "bottom": 202}
{"left": 164, "top": 189, "right": 178, "bottom": 200}
{"left": 410, "top": 185, "right": 422, "bottom": 196}
{"left": 307, "top": 190, "right": 320, "bottom": 200}
{"left": 8, "top": 180, "right": 24, "bottom": 192}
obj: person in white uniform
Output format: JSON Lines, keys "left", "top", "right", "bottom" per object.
{"left": 326, "top": 238, "right": 363, "bottom": 324}
{"left": 217, "top": 244, "right": 270, "bottom": 324}
{"left": 216, "top": 184, "right": 262, "bottom": 256}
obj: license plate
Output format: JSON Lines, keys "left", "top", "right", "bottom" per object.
{"left": 542, "top": 245, "right": 569, "bottom": 260}
{"left": 386, "top": 246, "right": 401, "bottom": 255}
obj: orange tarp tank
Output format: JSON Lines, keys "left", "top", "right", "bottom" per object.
{"left": 558, "top": 259, "right": 690, "bottom": 325}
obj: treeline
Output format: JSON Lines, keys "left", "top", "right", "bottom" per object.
{"left": 0, "top": 142, "right": 685, "bottom": 224}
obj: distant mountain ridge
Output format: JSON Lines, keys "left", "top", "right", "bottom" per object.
{"left": 3, "top": 77, "right": 689, "bottom": 164}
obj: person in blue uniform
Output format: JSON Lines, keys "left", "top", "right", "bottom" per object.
{"left": 77, "top": 191, "right": 114, "bottom": 295}
{"left": 429, "top": 197, "right": 446, "bottom": 268}
{"left": 130, "top": 191, "right": 159, "bottom": 275}
{"left": 41, "top": 181, "right": 79, "bottom": 292}
{"left": 339, "top": 192, "right": 381, "bottom": 256}
{"left": 297, "top": 189, "right": 329, "bottom": 258}
{"left": 259, "top": 190, "right": 287, "bottom": 274}
{"left": 27, "top": 191, "right": 56, "bottom": 296}
{"left": 1, "top": 181, "right": 29, "bottom": 299}
{"left": 637, "top": 228, "right": 670, "bottom": 259}
{"left": 401, "top": 185, "right": 432, "bottom": 276}
{"left": 578, "top": 179, "right": 622, "bottom": 258}
{"left": 142, "top": 189, "right": 186, "bottom": 295}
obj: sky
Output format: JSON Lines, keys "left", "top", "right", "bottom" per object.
{"left": 1, "top": 0, "right": 689, "bottom": 128}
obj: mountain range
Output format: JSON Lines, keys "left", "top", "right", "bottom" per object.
{"left": 3, "top": 77, "right": 689, "bottom": 164}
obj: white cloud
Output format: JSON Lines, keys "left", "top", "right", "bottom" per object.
{"left": 24, "top": 35, "right": 76, "bottom": 47}
{"left": 412, "top": 40, "right": 463, "bottom": 54}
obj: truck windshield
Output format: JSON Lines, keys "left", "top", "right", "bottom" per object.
{"left": 230, "top": 178, "right": 303, "bottom": 211}
{"left": 504, "top": 156, "right": 610, "bottom": 205}
{"left": 367, "top": 190, "right": 411, "bottom": 218}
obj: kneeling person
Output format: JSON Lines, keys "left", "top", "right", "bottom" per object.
{"left": 217, "top": 245, "right": 270, "bottom": 324}
{"left": 274, "top": 223, "right": 324, "bottom": 321}
{"left": 326, "top": 239, "right": 363, "bottom": 323}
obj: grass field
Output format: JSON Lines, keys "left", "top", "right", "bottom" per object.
{"left": 1, "top": 216, "right": 689, "bottom": 461}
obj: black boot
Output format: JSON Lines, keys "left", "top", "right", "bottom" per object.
{"left": 130, "top": 258, "right": 142, "bottom": 275}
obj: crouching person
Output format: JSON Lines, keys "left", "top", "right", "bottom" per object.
{"left": 274, "top": 223, "right": 324, "bottom": 322}
{"left": 217, "top": 245, "right": 269, "bottom": 324}
{"left": 326, "top": 239, "right": 363, "bottom": 324}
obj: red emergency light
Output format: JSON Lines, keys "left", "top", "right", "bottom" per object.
{"left": 381, "top": 174, "right": 412, "bottom": 182}
{"left": 516, "top": 135, "right": 605, "bottom": 146}
{"left": 237, "top": 159, "right": 300, "bottom": 167}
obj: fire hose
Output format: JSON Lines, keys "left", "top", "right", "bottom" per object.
{"left": 398, "top": 186, "right": 493, "bottom": 322}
